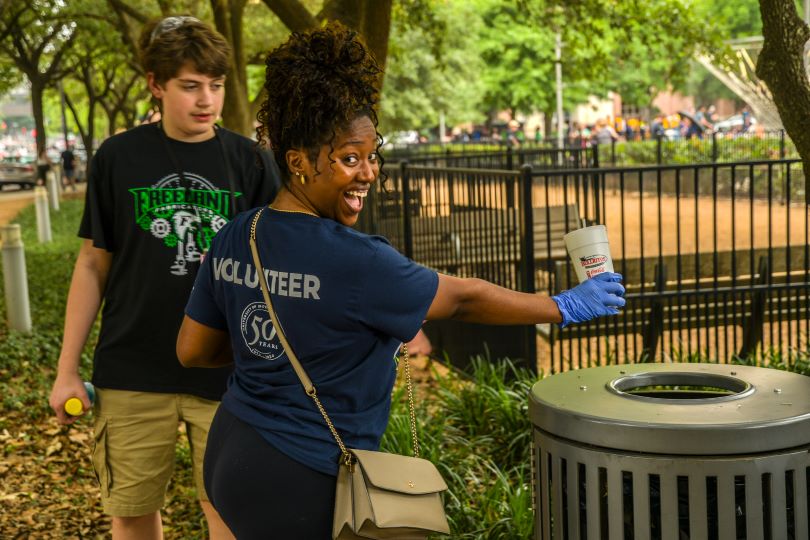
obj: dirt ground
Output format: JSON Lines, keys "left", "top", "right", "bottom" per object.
{"left": 600, "top": 192, "right": 808, "bottom": 258}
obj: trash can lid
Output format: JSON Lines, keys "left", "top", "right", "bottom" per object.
{"left": 529, "top": 363, "right": 810, "bottom": 455}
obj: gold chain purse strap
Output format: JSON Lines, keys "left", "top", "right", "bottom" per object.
{"left": 248, "top": 207, "right": 421, "bottom": 464}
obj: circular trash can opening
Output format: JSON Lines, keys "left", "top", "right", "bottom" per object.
{"left": 608, "top": 371, "right": 754, "bottom": 402}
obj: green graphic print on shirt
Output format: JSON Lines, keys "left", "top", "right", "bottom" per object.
{"left": 130, "top": 173, "right": 240, "bottom": 276}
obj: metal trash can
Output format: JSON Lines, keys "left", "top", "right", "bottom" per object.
{"left": 529, "top": 363, "right": 810, "bottom": 540}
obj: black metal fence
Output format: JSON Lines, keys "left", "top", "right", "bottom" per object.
{"left": 384, "top": 130, "right": 797, "bottom": 167}
{"left": 358, "top": 159, "right": 810, "bottom": 374}
{"left": 594, "top": 130, "right": 799, "bottom": 167}
{"left": 401, "top": 146, "right": 594, "bottom": 170}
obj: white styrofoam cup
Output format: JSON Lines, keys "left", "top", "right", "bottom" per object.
{"left": 563, "top": 225, "right": 614, "bottom": 283}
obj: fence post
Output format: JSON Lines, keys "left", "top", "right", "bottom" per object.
{"left": 46, "top": 170, "right": 60, "bottom": 211}
{"left": 34, "top": 186, "right": 52, "bottom": 243}
{"left": 1, "top": 224, "right": 32, "bottom": 333}
{"left": 738, "top": 256, "right": 769, "bottom": 360}
{"left": 401, "top": 160, "right": 414, "bottom": 261}
{"left": 656, "top": 135, "right": 663, "bottom": 165}
{"left": 711, "top": 131, "right": 718, "bottom": 162}
{"left": 639, "top": 262, "right": 666, "bottom": 362}
{"left": 592, "top": 143, "right": 600, "bottom": 168}
{"left": 520, "top": 164, "right": 535, "bottom": 294}
{"left": 779, "top": 130, "right": 786, "bottom": 159}
{"left": 506, "top": 145, "right": 514, "bottom": 170}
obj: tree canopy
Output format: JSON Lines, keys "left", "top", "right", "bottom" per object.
{"left": 1, "top": 0, "right": 730, "bottom": 152}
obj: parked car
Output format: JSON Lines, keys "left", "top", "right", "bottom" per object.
{"left": 0, "top": 155, "right": 36, "bottom": 190}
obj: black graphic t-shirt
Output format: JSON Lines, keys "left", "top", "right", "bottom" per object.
{"left": 79, "top": 123, "right": 280, "bottom": 399}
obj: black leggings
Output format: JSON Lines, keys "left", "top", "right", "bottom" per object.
{"left": 204, "top": 407, "right": 336, "bottom": 539}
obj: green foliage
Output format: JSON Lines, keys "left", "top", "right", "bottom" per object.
{"left": 380, "top": 0, "right": 485, "bottom": 132}
{"left": 0, "top": 200, "right": 90, "bottom": 422}
{"left": 382, "top": 355, "right": 538, "bottom": 538}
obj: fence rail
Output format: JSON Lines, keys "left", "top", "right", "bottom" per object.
{"left": 383, "top": 130, "right": 798, "bottom": 167}
{"left": 358, "top": 159, "right": 810, "bottom": 373}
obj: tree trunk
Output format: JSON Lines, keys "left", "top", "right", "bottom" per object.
{"left": 756, "top": 0, "right": 810, "bottom": 203}
{"left": 359, "top": 0, "right": 392, "bottom": 74}
{"left": 212, "top": 0, "right": 252, "bottom": 136}
{"left": 104, "top": 105, "right": 118, "bottom": 138}
{"left": 30, "top": 79, "right": 46, "bottom": 155}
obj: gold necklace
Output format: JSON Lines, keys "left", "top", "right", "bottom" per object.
{"left": 268, "top": 205, "right": 319, "bottom": 218}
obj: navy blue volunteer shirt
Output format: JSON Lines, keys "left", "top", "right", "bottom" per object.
{"left": 185, "top": 207, "right": 438, "bottom": 475}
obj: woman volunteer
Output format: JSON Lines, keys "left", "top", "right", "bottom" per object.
{"left": 177, "top": 22, "right": 625, "bottom": 539}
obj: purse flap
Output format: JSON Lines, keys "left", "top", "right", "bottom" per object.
{"left": 351, "top": 449, "right": 448, "bottom": 495}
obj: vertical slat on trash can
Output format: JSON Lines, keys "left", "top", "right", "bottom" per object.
{"left": 633, "top": 472, "right": 650, "bottom": 540}
{"left": 660, "top": 474, "right": 678, "bottom": 540}
{"left": 607, "top": 468, "right": 623, "bottom": 538}
{"left": 795, "top": 467, "right": 808, "bottom": 540}
{"left": 745, "top": 473, "right": 764, "bottom": 540}
{"left": 552, "top": 457, "right": 564, "bottom": 538}
{"left": 567, "top": 462, "right": 580, "bottom": 539}
{"left": 770, "top": 470, "right": 787, "bottom": 539}
{"left": 541, "top": 448, "right": 551, "bottom": 539}
{"left": 586, "top": 465, "right": 600, "bottom": 540}
{"left": 717, "top": 474, "right": 737, "bottom": 540}
{"left": 689, "top": 473, "right": 708, "bottom": 539}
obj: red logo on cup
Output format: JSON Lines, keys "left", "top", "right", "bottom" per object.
{"left": 579, "top": 254, "right": 607, "bottom": 269}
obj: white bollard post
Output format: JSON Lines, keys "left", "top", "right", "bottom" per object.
{"left": 1, "top": 224, "right": 32, "bottom": 333}
{"left": 46, "top": 170, "right": 60, "bottom": 211}
{"left": 34, "top": 186, "right": 52, "bottom": 243}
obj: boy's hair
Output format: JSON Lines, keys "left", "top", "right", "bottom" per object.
{"left": 256, "top": 22, "right": 384, "bottom": 183}
{"left": 138, "top": 16, "right": 231, "bottom": 86}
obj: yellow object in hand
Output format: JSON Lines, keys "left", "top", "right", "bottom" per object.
{"left": 64, "top": 397, "right": 84, "bottom": 416}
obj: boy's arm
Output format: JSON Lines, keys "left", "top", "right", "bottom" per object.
{"left": 49, "top": 240, "right": 112, "bottom": 424}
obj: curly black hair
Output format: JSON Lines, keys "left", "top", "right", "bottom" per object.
{"left": 256, "top": 22, "right": 385, "bottom": 184}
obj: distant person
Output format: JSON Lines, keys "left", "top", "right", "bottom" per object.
{"left": 592, "top": 119, "right": 618, "bottom": 145}
{"left": 506, "top": 119, "right": 522, "bottom": 148}
{"left": 36, "top": 148, "right": 52, "bottom": 186}
{"left": 651, "top": 115, "right": 665, "bottom": 139}
{"left": 60, "top": 145, "right": 76, "bottom": 191}
{"left": 696, "top": 105, "right": 713, "bottom": 133}
{"left": 534, "top": 126, "right": 543, "bottom": 143}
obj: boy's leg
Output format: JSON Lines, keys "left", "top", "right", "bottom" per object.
{"left": 111, "top": 512, "right": 163, "bottom": 540}
{"left": 181, "top": 394, "right": 235, "bottom": 540}
{"left": 92, "top": 389, "right": 180, "bottom": 539}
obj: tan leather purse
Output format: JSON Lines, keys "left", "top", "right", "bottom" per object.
{"left": 248, "top": 208, "right": 450, "bottom": 539}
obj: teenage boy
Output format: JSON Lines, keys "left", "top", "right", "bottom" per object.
{"left": 49, "top": 16, "right": 279, "bottom": 540}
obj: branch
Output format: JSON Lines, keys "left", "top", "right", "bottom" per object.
{"left": 63, "top": 90, "right": 89, "bottom": 143}
{"left": 43, "top": 30, "right": 77, "bottom": 79}
{"left": 106, "top": 0, "right": 148, "bottom": 24}
{"left": 261, "top": 0, "right": 316, "bottom": 32}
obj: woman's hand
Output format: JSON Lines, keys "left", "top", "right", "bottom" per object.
{"left": 552, "top": 272, "right": 626, "bottom": 327}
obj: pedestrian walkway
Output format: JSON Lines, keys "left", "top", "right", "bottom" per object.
{"left": 0, "top": 184, "right": 86, "bottom": 226}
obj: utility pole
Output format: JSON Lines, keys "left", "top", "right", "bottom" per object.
{"left": 555, "top": 32, "right": 564, "bottom": 151}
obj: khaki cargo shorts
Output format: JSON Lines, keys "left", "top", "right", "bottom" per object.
{"left": 91, "top": 389, "right": 219, "bottom": 517}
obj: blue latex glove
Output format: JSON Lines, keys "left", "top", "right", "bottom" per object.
{"left": 552, "top": 272, "right": 626, "bottom": 328}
